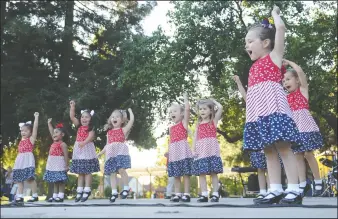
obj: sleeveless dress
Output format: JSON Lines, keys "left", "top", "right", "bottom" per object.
{"left": 13, "top": 138, "right": 35, "bottom": 182}
{"left": 243, "top": 54, "right": 302, "bottom": 151}
{"left": 70, "top": 126, "right": 100, "bottom": 174}
{"left": 287, "top": 88, "right": 323, "bottom": 153}
{"left": 104, "top": 128, "right": 131, "bottom": 175}
{"left": 168, "top": 122, "right": 193, "bottom": 177}
{"left": 192, "top": 122, "right": 223, "bottom": 175}
{"left": 43, "top": 142, "right": 68, "bottom": 182}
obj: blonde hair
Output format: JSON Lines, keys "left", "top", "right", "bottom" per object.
{"left": 286, "top": 68, "right": 301, "bottom": 87}
{"left": 104, "top": 109, "right": 128, "bottom": 131}
{"left": 196, "top": 99, "right": 216, "bottom": 123}
{"left": 170, "top": 103, "right": 184, "bottom": 113}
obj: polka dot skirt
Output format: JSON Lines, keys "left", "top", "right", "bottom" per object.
{"left": 250, "top": 152, "right": 267, "bottom": 169}
{"left": 193, "top": 156, "right": 223, "bottom": 176}
{"left": 13, "top": 167, "right": 35, "bottom": 182}
{"left": 70, "top": 158, "right": 100, "bottom": 174}
{"left": 292, "top": 131, "right": 323, "bottom": 153}
{"left": 43, "top": 170, "right": 68, "bottom": 183}
{"left": 168, "top": 158, "right": 193, "bottom": 177}
{"left": 243, "top": 112, "right": 303, "bottom": 151}
{"left": 104, "top": 155, "right": 131, "bottom": 175}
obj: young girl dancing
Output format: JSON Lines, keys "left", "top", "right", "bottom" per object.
{"left": 243, "top": 6, "right": 303, "bottom": 204}
{"left": 44, "top": 118, "right": 69, "bottom": 202}
{"left": 282, "top": 59, "right": 323, "bottom": 197}
{"left": 233, "top": 75, "right": 270, "bottom": 202}
{"left": 13, "top": 112, "right": 39, "bottom": 204}
{"left": 98, "top": 109, "right": 134, "bottom": 203}
{"left": 167, "top": 93, "right": 193, "bottom": 202}
{"left": 69, "top": 100, "right": 100, "bottom": 202}
{"left": 192, "top": 99, "right": 223, "bottom": 202}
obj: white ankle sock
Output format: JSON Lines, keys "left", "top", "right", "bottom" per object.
{"left": 212, "top": 192, "right": 219, "bottom": 197}
{"left": 175, "top": 193, "right": 182, "bottom": 197}
{"left": 314, "top": 179, "right": 322, "bottom": 190}
{"left": 16, "top": 194, "right": 23, "bottom": 199}
{"left": 76, "top": 187, "right": 83, "bottom": 198}
{"left": 201, "top": 191, "right": 208, "bottom": 196}
{"left": 284, "top": 184, "right": 300, "bottom": 199}
{"left": 53, "top": 193, "right": 58, "bottom": 199}
{"left": 32, "top": 193, "right": 38, "bottom": 198}
{"left": 264, "top": 184, "right": 283, "bottom": 199}
{"left": 82, "top": 187, "right": 91, "bottom": 198}
{"left": 183, "top": 193, "right": 190, "bottom": 197}
{"left": 58, "top": 193, "right": 64, "bottom": 199}
{"left": 111, "top": 189, "right": 118, "bottom": 195}
{"left": 299, "top": 181, "right": 307, "bottom": 192}
{"left": 123, "top": 186, "right": 129, "bottom": 191}
{"left": 259, "top": 189, "right": 267, "bottom": 195}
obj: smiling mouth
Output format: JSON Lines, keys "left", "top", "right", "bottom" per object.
{"left": 171, "top": 116, "right": 176, "bottom": 119}
{"left": 247, "top": 50, "right": 252, "bottom": 56}
{"left": 113, "top": 121, "right": 117, "bottom": 124}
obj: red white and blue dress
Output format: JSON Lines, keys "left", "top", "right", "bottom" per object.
{"left": 243, "top": 54, "right": 302, "bottom": 151}
{"left": 287, "top": 88, "right": 323, "bottom": 153}
{"left": 103, "top": 128, "right": 131, "bottom": 175}
{"left": 13, "top": 139, "right": 36, "bottom": 182}
{"left": 70, "top": 126, "right": 100, "bottom": 174}
{"left": 43, "top": 142, "right": 68, "bottom": 182}
{"left": 168, "top": 122, "right": 193, "bottom": 177}
{"left": 193, "top": 122, "right": 223, "bottom": 175}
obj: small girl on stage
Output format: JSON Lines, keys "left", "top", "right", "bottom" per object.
{"left": 167, "top": 93, "right": 193, "bottom": 202}
{"left": 282, "top": 59, "right": 323, "bottom": 196}
{"left": 69, "top": 100, "right": 100, "bottom": 202}
{"left": 243, "top": 6, "right": 303, "bottom": 205}
{"left": 98, "top": 108, "right": 134, "bottom": 203}
{"left": 13, "top": 112, "right": 39, "bottom": 204}
{"left": 44, "top": 118, "right": 69, "bottom": 202}
{"left": 192, "top": 98, "right": 223, "bottom": 202}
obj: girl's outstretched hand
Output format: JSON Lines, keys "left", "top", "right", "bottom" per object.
{"left": 272, "top": 5, "right": 280, "bottom": 15}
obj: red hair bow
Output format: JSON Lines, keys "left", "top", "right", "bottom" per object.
{"left": 56, "top": 123, "right": 63, "bottom": 128}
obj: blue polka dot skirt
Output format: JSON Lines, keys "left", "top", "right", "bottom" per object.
{"left": 250, "top": 151, "right": 267, "bottom": 169}
{"left": 292, "top": 131, "right": 323, "bottom": 153}
{"left": 70, "top": 158, "right": 100, "bottom": 174}
{"left": 250, "top": 151, "right": 284, "bottom": 169}
{"left": 244, "top": 112, "right": 303, "bottom": 151}
{"left": 13, "top": 167, "right": 35, "bottom": 182}
{"left": 104, "top": 155, "right": 131, "bottom": 175}
{"left": 193, "top": 156, "right": 223, "bottom": 176}
{"left": 43, "top": 170, "right": 68, "bottom": 183}
{"left": 168, "top": 158, "right": 193, "bottom": 177}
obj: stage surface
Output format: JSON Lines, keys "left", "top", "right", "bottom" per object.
{"left": 1, "top": 197, "right": 337, "bottom": 218}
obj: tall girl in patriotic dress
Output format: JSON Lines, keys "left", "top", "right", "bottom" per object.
{"left": 44, "top": 118, "right": 69, "bottom": 202}
{"left": 167, "top": 93, "right": 193, "bottom": 202}
{"left": 233, "top": 75, "right": 286, "bottom": 203}
{"left": 243, "top": 6, "right": 303, "bottom": 205}
{"left": 69, "top": 100, "right": 100, "bottom": 202}
{"left": 282, "top": 59, "right": 323, "bottom": 197}
{"left": 13, "top": 112, "right": 39, "bottom": 204}
{"left": 98, "top": 108, "right": 134, "bottom": 203}
{"left": 192, "top": 99, "right": 223, "bottom": 202}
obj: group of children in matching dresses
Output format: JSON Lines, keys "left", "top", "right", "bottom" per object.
{"left": 11, "top": 6, "right": 324, "bottom": 206}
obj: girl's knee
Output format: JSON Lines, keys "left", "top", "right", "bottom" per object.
{"left": 304, "top": 151, "right": 314, "bottom": 159}
{"left": 118, "top": 169, "right": 126, "bottom": 175}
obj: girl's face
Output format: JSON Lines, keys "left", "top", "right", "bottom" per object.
{"left": 20, "top": 126, "right": 32, "bottom": 139}
{"left": 245, "top": 29, "right": 269, "bottom": 61}
{"left": 81, "top": 112, "right": 91, "bottom": 126}
{"left": 198, "top": 104, "right": 211, "bottom": 120}
{"left": 53, "top": 129, "right": 64, "bottom": 142}
{"left": 110, "top": 111, "right": 123, "bottom": 128}
{"left": 169, "top": 105, "right": 183, "bottom": 124}
{"left": 282, "top": 71, "right": 299, "bottom": 92}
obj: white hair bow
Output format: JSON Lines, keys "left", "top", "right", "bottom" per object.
{"left": 18, "top": 121, "right": 32, "bottom": 128}
{"left": 81, "top": 110, "right": 95, "bottom": 116}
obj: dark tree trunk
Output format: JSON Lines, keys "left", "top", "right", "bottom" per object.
{"left": 0, "top": 0, "right": 7, "bottom": 37}
{"left": 59, "top": 0, "right": 74, "bottom": 88}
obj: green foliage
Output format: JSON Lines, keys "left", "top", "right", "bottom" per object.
{"left": 104, "top": 185, "right": 112, "bottom": 198}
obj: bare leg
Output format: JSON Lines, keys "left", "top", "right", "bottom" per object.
{"left": 16, "top": 182, "right": 24, "bottom": 200}
{"left": 211, "top": 173, "right": 219, "bottom": 193}
{"left": 183, "top": 175, "right": 190, "bottom": 193}
{"left": 276, "top": 142, "right": 300, "bottom": 199}
{"left": 199, "top": 174, "right": 207, "bottom": 196}
{"left": 174, "top": 177, "right": 181, "bottom": 194}
{"left": 266, "top": 170, "right": 270, "bottom": 189}
{"left": 84, "top": 174, "right": 92, "bottom": 188}
{"left": 118, "top": 169, "right": 129, "bottom": 190}
{"left": 76, "top": 174, "right": 85, "bottom": 199}
{"left": 110, "top": 173, "right": 117, "bottom": 191}
{"left": 257, "top": 168, "right": 267, "bottom": 192}
{"left": 27, "top": 179, "right": 38, "bottom": 196}
{"left": 295, "top": 152, "right": 307, "bottom": 183}
{"left": 304, "top": 151, "right": 321, "bottom": 180}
